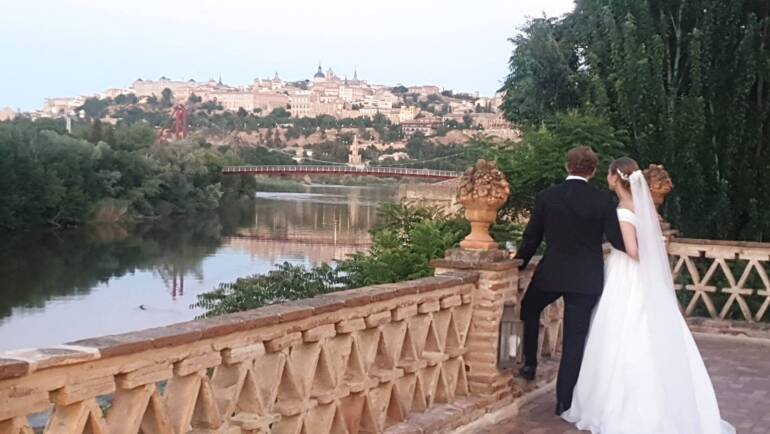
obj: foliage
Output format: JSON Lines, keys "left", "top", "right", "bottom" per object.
{"left": 187, "top": 93, "right": 202, "bottom": 104}
{"left": 337, "top": 203, "right": 469, "bottom": 287}
{"left": 193, "top": 202, "right": 478, "bottom": 317}
{"left": 192, "top": 263, "right": 345, "bottom": 318}
{"left": 0, "top": 120, "right": 261, "bottom": 229}
{"left": 306, "top": 139, "right": 351, "bottom": 163}
{"left": 500, "top": 1, "right": 770, "bottom": 241}
{"left": 474, "top": 113, "right": 627, "bottom": 217}
{"left": 79, "top": 97, "right": 110, "bottom": 119}
{"left": 237, "top": 146, "right": 296, "bottom": 166}
{"left": 383, "top": 133, "right": 475, "bottom": 171}
{"left": 499, "top": 17, "right": 586, "bottom": 126}
{"left": 114, "top": 93, "right": 138, "bottom": 105}
{"left": 161, "top": 88, "right": 173, "bottom": 108}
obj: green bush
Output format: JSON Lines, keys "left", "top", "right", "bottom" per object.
{"left": 192, "top": 263, "right": 344, "bottom": 318}
{"left": 192, "top": 200, "right": 524, "bottom": 318}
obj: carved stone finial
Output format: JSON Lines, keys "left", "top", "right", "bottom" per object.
{"left": 456, "top": 160, "right": 510, "bottom": 250}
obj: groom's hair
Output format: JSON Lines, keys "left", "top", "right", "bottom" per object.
{"left": 566, "top": 146, "right": 598, "bottom": 177}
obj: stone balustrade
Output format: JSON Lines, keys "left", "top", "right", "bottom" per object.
{"left": 669, "top": 237, "right": 770, "bottom": 336}
{"left": 0, "top": 246, "right": 552, "bottom": 434}
{"left": 3, "top": 231, "right": 766, "bottom": 434}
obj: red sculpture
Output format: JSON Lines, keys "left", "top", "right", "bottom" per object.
{"left": 171, "top": 104, "right": 189, "bottom": 139}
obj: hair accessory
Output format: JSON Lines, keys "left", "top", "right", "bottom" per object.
{"left": 616, "top": 168, "right": 630, "bottom": 181}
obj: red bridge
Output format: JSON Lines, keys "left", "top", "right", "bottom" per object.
{"left": 222, "top": 165, "right": 461, "bottom": 180}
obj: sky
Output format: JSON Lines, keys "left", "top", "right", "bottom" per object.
{"left": 0, "top": 0, "right": 575, "bottom": 111}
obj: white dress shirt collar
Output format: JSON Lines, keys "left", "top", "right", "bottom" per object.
{"left": 566, "top": 175, "right": 589, "bottom": 182}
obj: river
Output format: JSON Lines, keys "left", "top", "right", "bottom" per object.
{"left": 0, "top": 184, "right": 398, "bottom": 351}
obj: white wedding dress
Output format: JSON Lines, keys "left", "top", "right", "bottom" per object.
{"left": 561, "top": 172, "right": 734, "bottom": 434}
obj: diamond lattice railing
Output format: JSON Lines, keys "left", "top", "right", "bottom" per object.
{"left": 669, "top": 238, "right": 770, "bottom": 323}
{"left": 0, "top": 273, "right": 490, "bottom": 434}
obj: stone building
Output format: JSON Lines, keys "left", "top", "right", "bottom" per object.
{"left": 130, "top": 78, "right": 196, "bottom": 100}
{"left": 401, "top": 117, "right": 443, "bottom": 136}
{"left": 207, "top": 91, "right": 256, "bottom": 112}
{"left": 0, "top": 106, "right": 16, "bottom": 121}
{"left": 288, "top": 90, "right": 315, "bottom": 118}
{"left": 471, "top": 113, "right": 510, "bottom": 130}
{"left": 41, "top": 97, "right": 82, "bottom": 117}
{"left": 408, "top": 85, "right": 442, "bottom": 96}
{"left": 252, "top": 92, "right": 290, "bottom": 113}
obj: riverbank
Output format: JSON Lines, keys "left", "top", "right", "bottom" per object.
{"left": 253, "top": 175, "right": 401, "bottom": 193}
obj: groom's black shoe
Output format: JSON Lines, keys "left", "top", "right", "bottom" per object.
{"left": 555, "top": 402, "right": 569, "bottom": 415}
{"left": 517, "top": 365, "right": 536, "bottom": 381}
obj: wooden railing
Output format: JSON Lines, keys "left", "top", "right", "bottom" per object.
{"left": 669, "top": 238, "right": 770, "bottom": 323}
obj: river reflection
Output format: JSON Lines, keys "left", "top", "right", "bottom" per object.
{"left": 0, "top": 184, "right": 397, "bottom": 350}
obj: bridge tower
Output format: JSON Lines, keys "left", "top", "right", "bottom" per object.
{"left": 348, "top": 135, "right": 365, "bottom": 169}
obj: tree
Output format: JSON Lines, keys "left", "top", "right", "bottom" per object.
{"left": 270, "top": 107, "right": 290, "bottom": 119}
{"left": 462, "top": 114, "right": 474, "bottom": 129}
{"left": 187, "top": 93, "right": 202, "bottom": 104}
{"left": 476, "top": 113, "right": 626, "bottom": 218}
{"left": 500, "top": 2, "right": 770, "bottom": 241}
{"left": 499, "top": 16, "right": 586, "bottom": 126}
{"left": 88, "top": 119, "right": 103, "bottom": 143}
{"left": 79, "top": 98, "right": 109, "bottom": 119}
{"left": 161, "top": 88, "right": 174, "bottom": 108}
{"left": 114, "top": 93, "right": 138, "bottom": 105}
{"left": 0, "top": 121, "right": 257, "bottom": 230}
{"left": 391, "top": 85, "right": 409, "bottom": 94}
{"left": 237, "top": 107, "right": 248, "bottom": 118}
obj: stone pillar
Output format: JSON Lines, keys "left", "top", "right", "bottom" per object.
{"left": 432, "top": 248, "right": 520, "bottom": 405}
{"left": 433, "top": 159, "right": 520, "bottom": 406}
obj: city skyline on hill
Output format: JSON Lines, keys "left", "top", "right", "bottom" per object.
{"left": 0, "top": 0, "right": 575, "bottom": 110}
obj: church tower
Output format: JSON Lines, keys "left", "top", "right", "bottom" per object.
{"left": 348, "top": 135, "right": 364, "bottom": 168}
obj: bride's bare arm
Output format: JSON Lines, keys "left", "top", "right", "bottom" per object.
{"left": 620, "top": 222, "right": 638, "bottom": 260}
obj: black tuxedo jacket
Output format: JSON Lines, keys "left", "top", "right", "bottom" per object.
{"left": 515, "top": 179, "right": 625, "bottom": 295}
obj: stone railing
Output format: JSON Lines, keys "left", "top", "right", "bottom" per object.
{"left": 669, "top": 238, "right": 770, "bottom": 333}
{"left": 0, "top": 245, "right": 553, "bottom": 434}
{"left": 0, "top": 272, "right": 475, "bottom": 433}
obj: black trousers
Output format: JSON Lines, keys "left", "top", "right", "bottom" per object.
{"left": 520, "top": 287, "right": 600, "bottom": 408}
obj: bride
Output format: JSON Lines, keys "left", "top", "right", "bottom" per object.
{"left": 561, "top": 157, "right": 735, "bottom": 434}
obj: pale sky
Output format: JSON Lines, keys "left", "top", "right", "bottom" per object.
{"left": 0, "top": 0, "right": 575, "bottom": 111}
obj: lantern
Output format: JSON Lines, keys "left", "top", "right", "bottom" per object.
{"left": 497, "top": 301, "right": 520, "bottom": 369}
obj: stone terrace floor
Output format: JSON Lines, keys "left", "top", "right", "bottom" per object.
{"left": 475, "top": 334, "right": 770, "bottom": 434}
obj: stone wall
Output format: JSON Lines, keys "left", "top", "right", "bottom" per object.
{"left": 399, "top": 179, "right": 461, "bottom": 214}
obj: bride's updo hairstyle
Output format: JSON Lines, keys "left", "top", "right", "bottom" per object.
{"left": 610, "top": 157, "right": 639, "bottom": 191}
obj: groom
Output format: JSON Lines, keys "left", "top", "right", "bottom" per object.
{"left": 515, "top": 146, "right": 625, "bottom": 415}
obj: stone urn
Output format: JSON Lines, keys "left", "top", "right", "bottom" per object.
{"left": 456, "top": 160, "right": 510, "bottom": 250}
